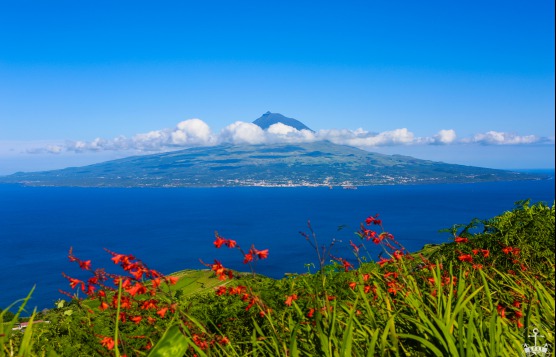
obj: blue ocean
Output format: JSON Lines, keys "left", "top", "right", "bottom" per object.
{"left": 1, "top": 178, "right": 554, "bottom": 312}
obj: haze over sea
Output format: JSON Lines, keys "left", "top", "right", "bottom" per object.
{"left": 1, "top": 176, "right": 554, "bottom": 311}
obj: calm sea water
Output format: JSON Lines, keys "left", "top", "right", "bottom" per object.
{"left": 1, "top": 178, "right": 554, "bottom": 311}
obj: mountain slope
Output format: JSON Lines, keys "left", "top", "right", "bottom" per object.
{"left": 0, "top": 141, "right": 543, "bottom": 187}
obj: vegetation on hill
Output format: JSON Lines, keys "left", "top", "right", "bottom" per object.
{"left": 0, "top": 142, "right": 546, "bottom": 187}
{"left": 2, "top": 200, "right": 554, "bottom": 356}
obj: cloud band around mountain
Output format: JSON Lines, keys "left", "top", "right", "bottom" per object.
{"left": 28, "top": 119, "right": 553, "bottom": 154}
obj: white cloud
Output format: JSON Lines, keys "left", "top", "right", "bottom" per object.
{"left": 220, "top": 121, "right": 266, "bottom": 145}
{"left": 433, "top": 129, "right": 457, "bottom": 144}
{"left": 27, "top": 118, "right": 553, "bottom": 155}
{"left": 171, "top": 119, "right": 216, "bottom": 146}
{"left": 462, "top": 131, "right": 541, "bottom": 145}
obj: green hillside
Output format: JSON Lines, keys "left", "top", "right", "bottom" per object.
{"left": 0, "top": 141, "right": 545, "bottom": 187}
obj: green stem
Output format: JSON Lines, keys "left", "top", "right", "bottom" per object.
{"left": 114, "top": 279, "right": 122, "bottom": 357}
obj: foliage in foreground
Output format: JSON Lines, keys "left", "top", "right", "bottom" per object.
{"left": 2, "top": 200, "right": 554, "bottom": 356}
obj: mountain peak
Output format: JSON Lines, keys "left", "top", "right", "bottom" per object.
{"left": 253, "top": 112, "right": 314, "bottom": 132}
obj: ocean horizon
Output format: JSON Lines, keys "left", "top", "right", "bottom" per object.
{"left": 1, "top": 177, "right": 554, "bottom": 312}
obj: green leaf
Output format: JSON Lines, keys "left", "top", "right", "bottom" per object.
{"left": 148, "top": 325, "right": 189, "bottom": 357}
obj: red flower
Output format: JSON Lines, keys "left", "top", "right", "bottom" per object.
{"left": 285, "top": 294, "right": 298, "bottom": 306}
{"left": 111, "top": 254, "right": 126, "bottom": 264}
{"left": 243, "top": 253, "right": 253, "bottom": 264}
{"left": 502, "top": 247, "right": 513, "bottom": 255}
{"left": 99, "top": 301, "right": 109, "bottom": 311}
{"left": 130, "top": 316, "right": 142, "bottom": 324}
{"left": 78, "top": 260, "right": 92, "bottom": 270}
{"left": 68, "top": 277, "right": 84, "bottom": 290}
{"left": 497, "top": 304, "right": 506, "bottom": 318}
{"left": 255, "top": 249, "right": 269, "bottom": 259}
{"left": 225, "top": 239, "right": 237, "bottom": 248}
{"left": 454, "top": 237, "right": 468, "bottom": 244}
{"left": 481, "top": 249, "right": 490, "bottom": 258}
{"left": 216, "top": 286, "right": 227, "bottom": 296}
{"left": 100, "top": 337, "right": 115, "bottom": 350}
{"left": 214, "top": 236, "right": 226, "bottom": 248}
{"left": 457, "top": 254, "right": 473, "bottom": 263}
{"left": 340, "top": 258, "right": 353, "bottom": 272}
{"left": 393, "top": 250, "right": 403, "bottom": 260}
{"left": 157, "top": 307, "right": 168, "bottom": 318}
{"left": 141, "top": 299, "right": 158, "bottom": 310}
{"left": 348, "top": 282, "right": 357, "bottom": 290}
{"left": 127, "top": 282, "right": 147, "bottom": 296}
{"left": 307, "top": 308, "right": 315, "bottom": 318}
{"left": 349, "top": 240, "right": 360, "bottom": 252}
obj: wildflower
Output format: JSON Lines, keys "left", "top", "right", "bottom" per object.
{"left": 214, "top": 235, "right": 226, "bottom": 248}
{"left": 472, "top": 249, "right": 480, "bottom": 255}
{"left": 130, "top": 316, "right": 142, "bottom": 324}
{"left": 127, "top": 282, "right": 146, "bottom": 296}
{"left": 157, "top": 307, "right": 168, "bottom": 318}
{"left": 481, "top": 249, "right": 490, "bottom": 258}
{"left": 120, "top": 296, "right": 132, "bottom": 309}
{"left": 454, "top": 237, "right": 468, "bottom": 243}
{"left": 68, "top": 277, "right": 84, "bottom": 290}
{"left": 243, "top": 253, "right": 253, "bottom": 264}
{"left": 211, "top": 260, "right": 226, "bottom": 278}
{"left": 349, "top": 240, "right": 360, "bottom": 252}
{"left": 78, "top": 260, "right": 92, "bottom": 270}
{"left": 514, "top": 310, "right": 523, "bottom": 319}
{"left": 364, "top": 285, "right": 372, "bottom": 294}
{"left": 365, "top": 215, "right": 381, "bottom": 225}
{"left": 384, "top": 271, "right": 398, "bottom": 279}
{"left": 255, "top": 249, "right": 269, "bottom": 259}
{"left": 378, "top": 257, "right": 390, "bottom": 267}
{"left": 497, "top": 304, "right": 506, "bottom": 318}
{"left": 130, "top": 268, "right": 144, "bottom": 280}
{"left": 502, "top": 247, "right": 513, "bottom": 255}
{"left": 472, "top": 264, "right": 483, "bottom": 270}
{"left": 111, "top": 254, "right": 127, "bottom": 264}
{"left": 167, "top": 276, "right": 179, "bottom": 285}
{"left": 225, "top": 239, "right": 237, "bottom": 248}
{"left": 216, "top": 286, "right": 227, "bottom": 296}
{"left": 219, "top": 336, "right": 230, "bottom": 345}
{"left": 141, "top": 299, "right": 158, "bottom": 310}
{"left": 348, "top": 282, "right": 357, "bottom": 290}
{"left": 100, "top": 337, "right": 115, "bottom": 350}
{"left": 152, "top": 277, "right": 161, "bottom": 289}
{"left": 285, "top": 294, "right": 298, "bottom": 306}
{"left": 393, "top": 250, "right": 403, "bottom": 260}
{"left": 307, "top": 308, "right": 315, "bottom": 318}
{"left": 99, "top": 301, "right": 109, "bottom": 311}
{"left": 457, "top": 254, "right": 473, "bottom": 263}
{"left": 362, "top": 273, "right": 370, "bottom": 282}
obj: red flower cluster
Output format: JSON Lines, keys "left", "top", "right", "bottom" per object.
{"left": 62, "top": 248, "right": 181, "bottom": 353}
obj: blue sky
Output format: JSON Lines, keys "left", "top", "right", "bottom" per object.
{"left": 0, "top": 0, "right": 554, "bottom": 175}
